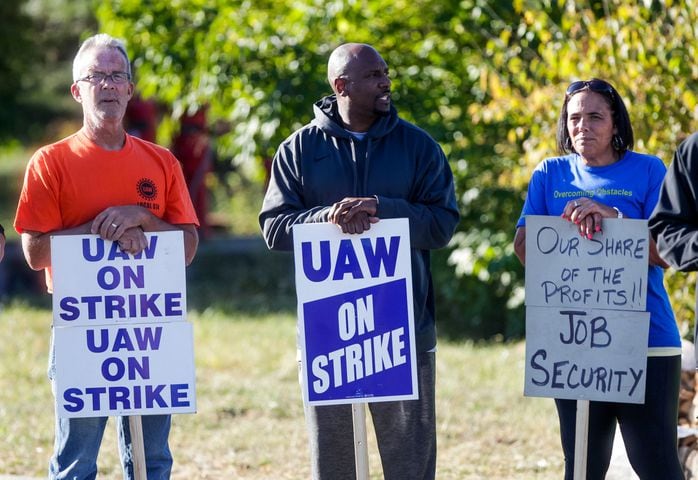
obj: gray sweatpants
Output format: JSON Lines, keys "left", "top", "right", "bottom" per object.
{"left": 303, "top": 351, "right": 437, "bottom": 480}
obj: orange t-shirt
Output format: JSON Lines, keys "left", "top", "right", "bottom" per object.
{"left": 14, "top": 129, "right": 199, "bottom": 291}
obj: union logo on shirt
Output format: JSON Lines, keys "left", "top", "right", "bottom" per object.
{"left": 137, "top": 178, "right": 158, "bottom": 201}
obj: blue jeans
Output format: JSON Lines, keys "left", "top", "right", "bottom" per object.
{"left": 47, "top": 331, "right": 172, "bottom": 479}
{"left": 49, "top": 414, "right": 172, "bottom": 480}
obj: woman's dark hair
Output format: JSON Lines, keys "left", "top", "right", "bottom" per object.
{"left": 556, "top": 78, "right": 634, "bottom": 155}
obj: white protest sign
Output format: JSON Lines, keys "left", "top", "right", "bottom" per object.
{"left": 51, "top": 232, "right": 186, "bottom": 326}
{"left": 523, "top": 216, "right": 649, "bottom": 403}
{"left": 54, "top": 322, "right": 196, "bottom": 417}
{"left": 524, "top": 306, "right": 648, "bottom": 403}
{"left": 293, "top": 218, "right": 417, "bottom": 406}
{"left": 50, "top": 231, "right": 196, "bottom": 418}
{"left": 525, "top": 216, "right": 648, "bottom": 311}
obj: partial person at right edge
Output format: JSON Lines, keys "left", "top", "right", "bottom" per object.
{"left": 0, "top": 223, "right": 5, "bottom": 262}
{"left": 650, "top": 132, "right": 698, "bottom": 369}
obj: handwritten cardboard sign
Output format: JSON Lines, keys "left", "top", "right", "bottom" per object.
{"left": 524, "top": 306, "right": 649, "bottom": 403}
{"left": 293, "top": 219, "right": 417, "bottom": 406}
{"left": 523, "top": 216, "right": 649, "bottom": 403}
{"left": 524, "top": 216, "right": 648, "bottom": 311}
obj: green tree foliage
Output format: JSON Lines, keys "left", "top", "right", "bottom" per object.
{"left": 0, "top": 0, "right": 37, "bottom": 141}
{"left": 474, "top": 0, "right": 698, "bottom": 336}
{"left": 96, "top": 0, "right": 698, "bottom": 338}
{"left": 0, "top": 0, "right": 96, "bottom": 142}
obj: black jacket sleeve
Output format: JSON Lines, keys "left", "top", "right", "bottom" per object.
{"left": 649, "top": 133, "right": 698, "bottom": 271}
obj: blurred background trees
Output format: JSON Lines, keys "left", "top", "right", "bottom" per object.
{"left": 3, "top": 0, "right": 698, "bottom": 339}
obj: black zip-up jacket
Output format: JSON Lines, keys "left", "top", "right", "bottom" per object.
{"left": 649, "top": 131, "right": 698, "bottom": 363}
{"left": 259, "top": 95, "right": 459, "bottom": 351}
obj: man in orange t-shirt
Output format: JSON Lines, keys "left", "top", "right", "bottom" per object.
{"left": 14, "top": 33, "right": 198, "bottom": 479}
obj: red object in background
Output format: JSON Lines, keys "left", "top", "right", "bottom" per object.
{"left": 125, "top": 94, "right": 158, "bottom": 143}
{"left": 125, "top": 96, "right": 213, "bottom": 239}
{"left": 172, "top": 109, "right": 212, "bottom": 240}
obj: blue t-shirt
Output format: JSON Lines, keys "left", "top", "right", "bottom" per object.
{"left": 517, "top": 151, "right": 680, "bottom": 349}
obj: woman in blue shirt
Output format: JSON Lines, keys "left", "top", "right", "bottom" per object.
{"left": 514, "top": 79, "right": 682, "bottom": 480}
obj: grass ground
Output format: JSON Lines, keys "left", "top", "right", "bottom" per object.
{"left": 0, "top": 302, "right": 563, "bottom": 479}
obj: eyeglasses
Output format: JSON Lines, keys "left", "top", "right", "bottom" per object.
{"left": 566, "top": 79, "right": 614, "bottom": 97}
{"left": 77, "top": 71, "right": 131, "bottom": 84}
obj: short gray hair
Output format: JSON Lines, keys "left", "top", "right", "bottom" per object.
{"left": 72, "top": 33, "right": 131, "bottom": 82}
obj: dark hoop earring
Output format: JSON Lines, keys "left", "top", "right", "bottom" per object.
{"left": 612, "top": 134, "right": 624, "bottom": 151}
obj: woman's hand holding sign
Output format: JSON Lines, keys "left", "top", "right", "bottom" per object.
{"left": 562, "top": 197, "right": 618, "bottom": 240}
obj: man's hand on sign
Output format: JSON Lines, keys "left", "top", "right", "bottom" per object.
{"left": 91, "top": 205, "right": 153, "bottom": 241}
{"left": 328, "top": 196, "right": 379, "bottom": 234}
{"left": 116, "top": 226, "right": 148, "bottom": 255}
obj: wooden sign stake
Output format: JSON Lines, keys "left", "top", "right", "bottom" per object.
{"left": 129, "top": 415, "right": 148, "bottom": 480}
{"left": 573, "top": 400, "right": 590, "bottom": 480}
{"left": 352, "top": 403, "right": 369, "bottom": 480}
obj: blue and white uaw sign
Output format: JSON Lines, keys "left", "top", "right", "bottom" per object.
{"left": 50, "top": 231, "right": 196, "bottom": 418}
{"left": 523, "top": 216, "right": 649, "bottom": 404}
{"left": 293, "top": 218, "right": 417, "bottom": 406}
{"left": 51, "top": 232, "right": 187, "bottom": 325}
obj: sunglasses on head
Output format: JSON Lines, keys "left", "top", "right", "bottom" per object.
{"left": 566, "top": 79, "right": 614, "bottom": 97}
